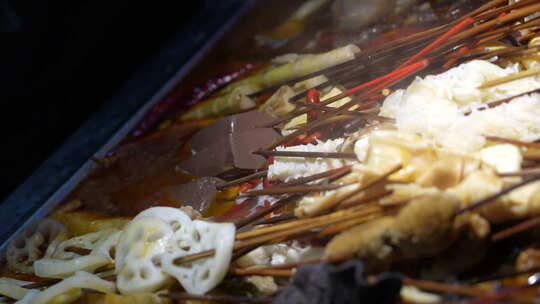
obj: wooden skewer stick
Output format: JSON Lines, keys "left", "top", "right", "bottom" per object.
{"left": 476, "top": 45, "right": 527, "bottom": 61}
{"left": 456, "top": 174, "right": 540, "bottom": 215}
{"left": 245, "top": 257, "right": 346, "bottom": 272}
{"left": 337, "top": 189, "right": 394, "bottom": 210}
{"left": 477, "top": 15, "right": 540, "bottom": 39}
{"left": 464, "top": 0, "right": 509, "bottom": 19}
{"left": 237, "top": 183, "right": 354, "bottom": 198}
{"left": 523, "top": 153, "right": 540, "bottom": 161}
{"left": 471, "top": 266, "right": 540, "bottom": 284}
{"left": 492, "top": 214, "right": 540, "bottom": 242}
{"left": 441, "top": 2, "right": 540, "bottom": 51}
{"left": 397, "top": 17, "right": 475, "bottom": 69}
{"left": 483, "top": 87, "right": 540, "bottom": 109}
{"left": 318, "top": 212, "right": 381, "bottom": 236}
{"left": 234, "top": 207, "right": 384, "bottom": 249}
{"left": 160, "top": 292, "right": 273, "bottom": 303}
{"left": 479, "top": 66, "right": 540, "bottom": 89}
{"left": 174, "top": 206, "right": 376, "bottom": 265}
{"left": 485, "top": 135, "right": 540, "bottom": 149}
{"left": 65, "top": 246, "right": 92, "bottom": 256}
{"left": 216, "top": 170, "right": 268, "bottom": 190}
{"left": 403, "top": 278, "right": 488, "bottom": 297}
{"left": 474, "top": 0, "right": 539, "bottom": 21}
{"left": 235, "top": 168, "right": 350, "bottom": 229}
{"left": 229, "top": 268, "right": 294, "bottom": 277}
{"left": 335, "top": 164, "right": 403, "bottom": 210}
{"left": 173, "top": 249, "right": 215, "bottom": 265}
{"left": 254, "top": 150, "right": 357, "bottom": 159}
{"left": 499, "top": 168, "right": 540, "bottom": 177}
{"left": 23, "top": 279, "right": 62, "bottom": 289}
{"left": 279, "top": 166, "right": 352, "bottom": 187}
{"left": 235, "top": 205, "right": 379, "bottom": 240}
{"left": 256, "top": 214, "right": 297, "bottom": 225}
{"left": 234, "top": 194, "right": 302, "bottom": 229}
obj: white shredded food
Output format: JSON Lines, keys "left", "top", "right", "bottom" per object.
{"left": 268, "top": 138, "right": 351, "bottom": 181}
{"left": 380, "top": 60, "right": 540, "bottom": 152}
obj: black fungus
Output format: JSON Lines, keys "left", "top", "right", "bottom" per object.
{"left": 274, "top": 260, "right": 402, "bottom": 304}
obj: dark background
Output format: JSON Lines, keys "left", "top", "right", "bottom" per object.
{"left": 0, "top": 0, "right": 209, "bottom": 200}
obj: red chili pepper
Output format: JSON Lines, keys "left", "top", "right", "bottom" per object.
{"left": 262, "top": 200, "right": 273, "bottom": 219}
{"left": 263, "top": 178, "right": 274, "bottom": 188}
{"left": 306, "top": 89, "right": 320, "bottom": 121}
{"left": 443, "top": 45, "right": 471, "bottom": 70}
{"left": 216, "top": 198, "right": 254, "bottom": 221}
{"left": 299, "top": 131, "right": 322, "bottom": 144}
{"left": 397, "top": 17, "right": 475, "bottom": 69}
{"left": 238, "top": 182, "right": 256, "bottom": 193}
{"left": 249, "top": 178, "right": 262, "bottom": 186}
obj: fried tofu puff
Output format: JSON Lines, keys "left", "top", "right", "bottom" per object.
{"left": 449, "top": 169, "right": 540, "bottom": 223}
{"left": 324, "top": 193, "right": 460, "bottom": 271}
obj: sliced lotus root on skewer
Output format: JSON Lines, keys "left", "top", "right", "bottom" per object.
{"left": 47, "top": 229, "right": 118, "bottom": 260}
{"left": 26, "top": 271, "right": 115, "bottom": 304}
{"left": 161, "top": 220, "right": 236, "bottom": 295}
{"left": 134, "top": 206, "right": 199, "bottom": 227}
{"left": 6, "top": 218, "right": 67, "bottom": 273}
{"left": 0, "top": 278, "right": 32, "bottom": 301}
{"left": 90, "top": 230, "right": 122, "bottom": 262}
{"left": 33, "top": 228, "right": 121, "bottom": 278}
{"left": 115, "top": 217, "right": 174, "bottom": 294}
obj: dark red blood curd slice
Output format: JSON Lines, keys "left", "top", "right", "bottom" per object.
{"left": 168, "top": 177, "right": 224, "bottom": 212}
{"left": 231, "top": 128, "right": 280, "bottom": 170}
{"left": 178, "top": 111, "right": 279, "bottom": 176}
{"left": 177, "top": 136, "right": 232, "bottom": 177}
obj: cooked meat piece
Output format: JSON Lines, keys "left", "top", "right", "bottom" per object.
{"left": 325, "top": 193, "right": 459, "bottom": 271}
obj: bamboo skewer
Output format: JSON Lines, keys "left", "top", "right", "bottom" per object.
{"left": 479, "top": 65, "right": 540, "bottom": 89}
{"left": 254, "top": 150, "right": 357, "bottom": 159}
{"left": 22, "top": 279, "right": 62, "bottom": 289}
{"left": 235, "top": 204, "right": 381, "bottom": 240}
{"left": 485, "top": 135, "right": 540, "bottom": 149}
{"left": 456, "top": 174, "right": 540, "bottom": 215}
{"left": 499, "top": 168, "right": 540, "bottom": 177}
{"left": 471, "top": 266, "right": 540, "bottom": 284}
{"left": 474, "top": 0, "right": 539, "bottom": 22}
{"left": 336, "top": 189, "right": 393, "bottom": 210}
{"left": 65, "top": 246, "right": 92, "bottom": 256}
{"left": 397, "top": 17, "right": 475, "bottom": 69}
{"left": 237, "top": 183, "right": 354, "bottom": 197}
{"left": 216, "top": 170, "right": 268, "bottom": 190}
{"left": 160, "top": 292, "right": 273, "bottom": 303}
{"left": 402, "top": 278, "right": 488, "bottom": 297}
{"left": 174, "top": 204, "right": 386, "bottom": 266}
{"left": 229, "top": 268, "right": 294, "bottom": 277}
{"left": 235, "top": 194, "right": 302, "bottom": 229}
{"left": 481, "top": 87, "right": 540, "bottom": 109}
{"left": 278, "top": 166, "right": 351, "bottom": 187}
{"left": 442, "top": 2, "right": 540, "bottom": 51}
{"left": 335, "top": 164, "right": 403, "bottom": 210}
{"left": 464, "top": 0, "right": 509, "bottom": 19}
{"left": 256, "top": 214, "right": 297, "bottom": 225}
{"left": 235, "top": 168, "right": 350, "bottom": 229}
{"left": 234, "top": 206, "right": 385, "bottom": 249}
{"left": 492, "top": 214, "right": 540, "bottom": 241}
{"left": 523, "top": 153, "right": 540, "bottom": 161}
